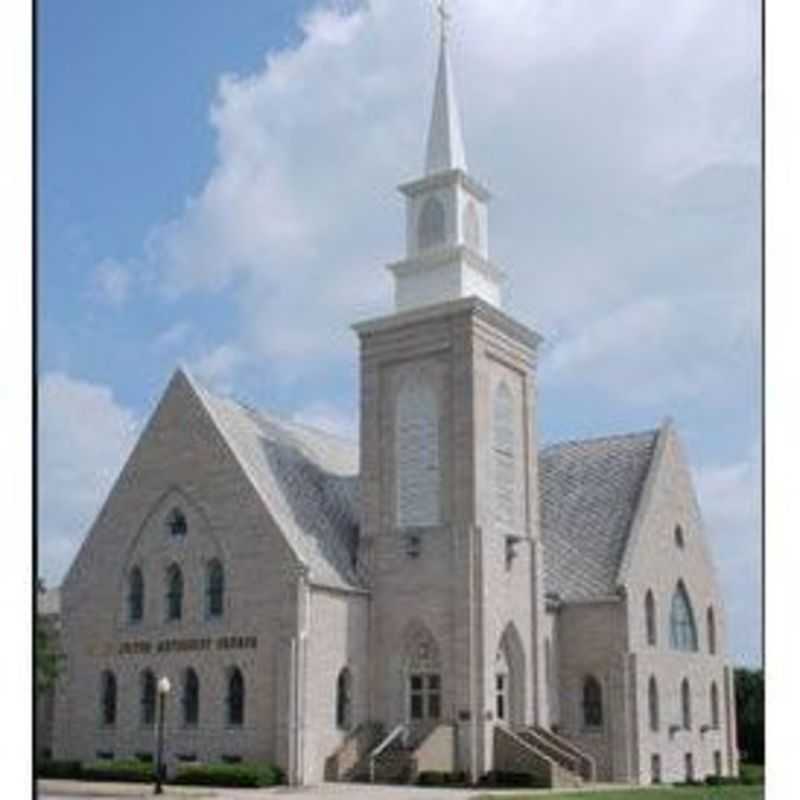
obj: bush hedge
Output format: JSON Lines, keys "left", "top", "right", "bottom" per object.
{"left": 740, "top": 762, "right": 765, "bottom": 785}
{"left": 478, "top": 770, "right": 544, "bottom": 787}
{"left": 171, "top": 762, "right": 284, "bottom": 787}
{"left": 706, "top": 775, "right": 742, "bottom": 786}
{"left": 80, "top": 760, "right": 155, "bottom": 783}
{"left": 36, "top": 760, "right": 83, "bottom": 780}
{"left": 417, "top": 770, "right": 468, "bottom": 786}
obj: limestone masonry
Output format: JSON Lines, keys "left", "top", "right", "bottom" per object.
{"left": 42, "top": 12, "right": 738, "bottom": 788}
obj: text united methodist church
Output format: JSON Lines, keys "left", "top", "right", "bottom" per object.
{"left": 44, "top": 12, "right": 739, "bottom": 789}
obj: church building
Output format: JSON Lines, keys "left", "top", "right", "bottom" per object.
{"left": 49, "top": 11, "right": 738, "bottom": 788}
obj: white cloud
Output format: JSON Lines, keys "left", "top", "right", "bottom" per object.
{"left": 92, "top": 258, "right": 131, "bottom": 307}
{"left": 541, "top": 288, "right": 759, "bottom": 406}
{"left": 131, "top": 0, "right": 759, "bottom": 395}
{"left": 152, "top": 321, "right": 193, "bottom": 352}
{"left": 291, "top": 401, "right": 358, "bottom": 441}
{"left": 696, "top": 447, "right": 762, "bottom": 665}
{"left": 188, "top": 343, "right": 250, "bottom": 395}
{"left": 38, "top": 373, "right": 139, "bottom": 585}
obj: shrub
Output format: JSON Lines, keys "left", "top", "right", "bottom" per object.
{"left": 706, "top": 775, "right": 741, "bottom": 786}
{"left": 479, "top": 770, "right": 542, "bottom": 787}
{"left": 740, "top": 762, "right": 765, "bottom": 785}
{"left": 417, "top": 770, "right": 468, "bottom": 786}
{"left": 172, "top": 762, "right": 284, "bottom": 787}
{"left": 81, "top": 760, "right": 154, "bottom": 783}
{"left": 36, "top": 760, "right": 82, "bottom": 780}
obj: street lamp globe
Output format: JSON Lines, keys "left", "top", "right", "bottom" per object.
{"left": 154, "top": 675, "right": 171, "bottom": 794}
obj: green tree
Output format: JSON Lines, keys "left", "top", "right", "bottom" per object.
{"left": 36, "top": 579, "right": 63, "bottom": 694}
{"left": 734, "top": 667, "right": 764, "bottom": 764}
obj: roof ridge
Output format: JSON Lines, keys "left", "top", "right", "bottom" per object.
{"left": 540, "top": 427, "right": 659, "bottom": 454}
{"left": 179, "top": 366, "right": 357, "bottom": 449}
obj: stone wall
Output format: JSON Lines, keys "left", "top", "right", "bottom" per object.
{"left": 52, "top": 372, "right": 305, "bottom": 773}
{"left": 619, "top": 425, "right": 739, "bottom": 784}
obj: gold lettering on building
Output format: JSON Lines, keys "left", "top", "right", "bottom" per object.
{"left": 106, "top": 635, "right": 259, "bottom": 657}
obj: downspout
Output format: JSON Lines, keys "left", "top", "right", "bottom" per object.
{"left": 291, "top": 566, "right": 311, "bottom": 786}
{"left": 288, "top": 636, "right": 297, "bottom": 786}
{"left": 468, "top": 524, "right": 478, "bottom": 785}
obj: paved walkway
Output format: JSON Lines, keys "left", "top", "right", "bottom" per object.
{"left": 38, "top": 779, "right": 638, "bottom": 800}
{"left": 38, "top": 781, "right": 478, "bottom": 800}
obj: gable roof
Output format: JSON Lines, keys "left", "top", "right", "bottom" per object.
{"left": 539, "top": 428, "right": 659, "bottom": 601}
{"left": 183, "top": 370, "right": 364, "bottom": 593}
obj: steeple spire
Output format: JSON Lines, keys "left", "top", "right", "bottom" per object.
{"left": 425, "top": 0, "right": 467, "bottom": 175}
{"left": 387, "top": 2, "right": 504, "bottom": 314}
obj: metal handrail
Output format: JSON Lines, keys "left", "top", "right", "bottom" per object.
{"left": 369, "top": 723, "right": 408, "bottom": 783}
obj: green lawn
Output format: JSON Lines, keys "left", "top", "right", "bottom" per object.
{"left": 476, "top": 787, "right": 764, "bottom": 800}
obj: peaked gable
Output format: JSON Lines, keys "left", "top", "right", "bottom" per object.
{"left": 183, "top": 371, "right": 364, "bottom": 592}
{"left": 63, "top": 368, "right": 364, "bottom": 602}
{"left": 539, "top": 429, "right": 658, "bottom": 601}
{"left": 615, "top": 422, "right": 722, "bottom": 598}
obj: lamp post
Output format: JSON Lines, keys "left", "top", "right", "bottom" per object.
{"left": 154, "top": 676, "right": 171, "bottom": 795}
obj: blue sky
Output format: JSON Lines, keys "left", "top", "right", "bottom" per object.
{"left": 38, "top": 0, "right": 761, "bottom": 665}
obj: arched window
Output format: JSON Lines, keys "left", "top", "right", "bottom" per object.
{"left": 100, "top": 671, "right": 117, "bottom": 727}
{"left": 463, "top": 200, "right": 480, "bottom": 250}
{"left": 645, "top": 590, "right": 657, "bottom": 646}
{"left": 495, "top": 648, "right": 509, "bottom": 722}
{"left": 128, "top": 567, "right": 144, "bottom": 623}
{"left": 166, "top": 564, "right": 183, "bottom": 621}
{"left": 418, "top": 196, "right": 446, "bottom": 251}
{"left": 670, "top": 582, "right": 698, "bottom": 652}
{"left": 182, "top": 668, "right": 199, "bottom": 727}
{"left": 493, "top": 382, "right": 515, "bottom": 531}
{"left": 710, "top": 681, "right": 720, "bottom": 729}
{"left": 167, "top": 507, "right": 188, "bottom": 537}
{"left": 707, "top": 606, "right": 717, "bottom": 655}
{"left": 648, "top": 676, "right": 659, "bottom": 732}
{"left": 404, "top": 622, "right": 442, "bottom": 721}
{"left": 140, "top": 670, "right": 156, "bottom": 726}
{"left": 674, "top": 524, "right": 685, "bottom": 548}
{"left": 336, "top": 668, "right": 352, "bottom": 730}
{"left": 681, "top": 678, "right": 692, "bottom": 730}
{"left": 227, "top": 668, "right": 245, "bottom": 727}
{"left": 582, "top": 676, "right": 603, "bottom": 728}
{"left": 395, "top": 372, "right": 440, "bottom": 528}
{"left": 206, "top": 560, "right": 224, "bottom": 619}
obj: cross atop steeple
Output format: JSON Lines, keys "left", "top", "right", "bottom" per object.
{"left": 437, "top": 0, "right": 452, "bottom": 43}
{"left": 425, "top": 0, "right": 466, "bottom": 174}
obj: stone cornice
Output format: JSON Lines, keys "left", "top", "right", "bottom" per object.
{"left": 353, "top": 295, "right": 542, "bottom": 351}
{"left": 398, "top": 168, "right": 491, "bottom": 202}
{"left": 386, "top": 244, "right": 506, "bottom": 285}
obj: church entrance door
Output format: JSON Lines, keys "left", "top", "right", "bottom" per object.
{"left": 407, "top": 672, "right": 442, "bottom": 740}
{"left": 496, "top": 623, "right": 526, "bottom": 730}
{"left": 402, "top": 621, "right": 443, "bottom": 743}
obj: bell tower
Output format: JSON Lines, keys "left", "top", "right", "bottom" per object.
{"left": 355, "top": 2, "right": 548, "bottom": 778}
{"left": 388, "top": 2, "right": 504, "bottom": 313}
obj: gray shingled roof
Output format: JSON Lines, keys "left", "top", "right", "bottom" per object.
{"left": 539, "top": 430, "right": 659, "bottom": 601}
{"left": 187, "top": 370, "right": 658, "bottom": 601}
{"left": 187, "top": 372, "right": 364, "bottom": 593}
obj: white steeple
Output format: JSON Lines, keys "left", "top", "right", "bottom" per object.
{"left": 386, "top": 2, "right": 505, "bottom": 314}
{"left": 425, "top": 1, "right": 467, "bottom": 175}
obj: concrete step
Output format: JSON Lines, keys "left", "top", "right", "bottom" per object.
{"left": 351, "top": 746, "right": 414, "bottom": 784}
